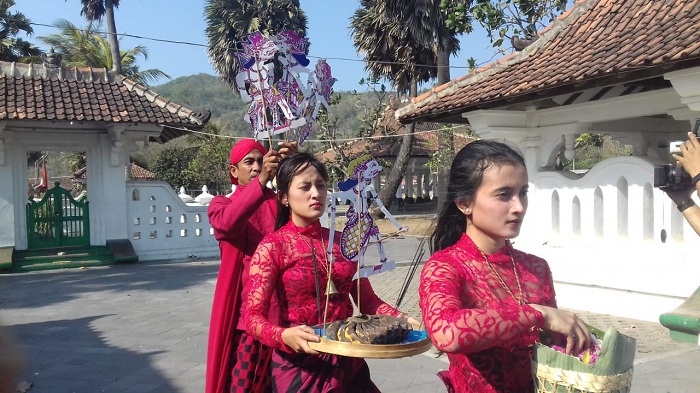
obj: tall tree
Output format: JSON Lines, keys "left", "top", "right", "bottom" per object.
{"left": 441, "top": 0, "right": 568, "bottom": 55}
{"left": 0, "top": 0, "right": 41, "bottom": 61}
{"left": 40, "top": 19, "right": 169, "bottom": 86}
{"left": 350, "top": 0, "right": 441, "bottom": 213}
{"left": 204, "top": 0, "right": 308, "bottom": 90}
{"left": 184, "top": 122, "right": 233, "bottom": 194}
{"left": 75, "top": 0, "right": 122, "bottom": 73}
{"left": 384, "top": 0, "right": 461, "bottom": 204}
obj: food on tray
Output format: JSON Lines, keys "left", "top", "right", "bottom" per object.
{"left": 325, "top": 314, "right": 412, "bottom": 344}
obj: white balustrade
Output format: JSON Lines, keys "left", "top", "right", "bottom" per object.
{"left": 127, "top": 181, "right": 219, "bottom": 261}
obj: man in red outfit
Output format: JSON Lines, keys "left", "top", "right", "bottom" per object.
{"left": 206, "top": 138, "right": 296, "bottom": 393}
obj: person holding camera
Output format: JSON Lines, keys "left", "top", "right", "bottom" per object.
{"left": 663, "top": 130, "right": 700, "bottom": 236}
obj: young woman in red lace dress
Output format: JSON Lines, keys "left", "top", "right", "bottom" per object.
{"left": 419, "top": 140, "right": 591, "bottom": 393}
{"left": 245, "top": 152, "right": 414, "bottom": 392}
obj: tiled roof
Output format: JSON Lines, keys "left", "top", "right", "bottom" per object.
{"left": 74, "top": 163, "right": 156, "bottom": 180}
{"left": 129, "top": 163, "right": 156, "bottom": 180}
{"left": 0, "top": 62, "right": 210, "bottom": 143}
{"left": 318, "top": 122, "right": 472, "bottom": 162}
{"left": 396, "top": 0, "right": 700, "bottom": 123}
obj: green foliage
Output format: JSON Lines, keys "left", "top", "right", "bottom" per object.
{"left": 564, "top": 134, "right": 633, "bottom": 171}
{"left": 426, "top": 124, "right": 472, "bottom": 173}
{"left": 204, "top": 0, "right": 308, "bottom": 90}
{"left": 0, "top": 0, "right": 42, "bottom": 61}
{"left": 77, "top": 0, "right": 120, "bottom": 21}
{"left": 39, "top": 19, "right": 169, "bottom": 86}
{"left": 441, "top": 0, "right": 568, "bottom": 67}
{"left": 350, "top": 0, "right": 438, "bottom": 94}
{"left": 154, "top": 74, "right": 250, "bottom": 133}
{"left": 183, "top": 123, "right": 233, "bottom": 195}
{"left": 151, "top": 145, "right": 198, "bottom": 191}
{"left": 315, "top": 78, "right": 388, "bottom": 183}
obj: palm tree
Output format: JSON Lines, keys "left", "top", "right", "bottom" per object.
{"left": 384, "top": 0, "right": 461, "bottom": 205}
{"left": 40, "top": 19, "right": 169, "bottom": 86}
{"left": 74, "top": 0, "right": 122, "bottom": 73}
{"left": 204, "top": 0, "right": 308, "bottom": 90}
{"left": 0, "top": 0, "right": 42, "bottom": 61}
{"left": 350, "top": 0, "right": 444, "bottom": 212}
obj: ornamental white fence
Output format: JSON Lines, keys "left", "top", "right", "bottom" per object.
{"left": 125, "top": 181, "right": 219, "bottom": 261}
{"left": 517, "top": 156, "right": 700, "bottom": 321}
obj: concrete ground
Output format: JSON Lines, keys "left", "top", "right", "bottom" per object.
{"left": 1, "top": 234, "right": 699, "bottom": 392}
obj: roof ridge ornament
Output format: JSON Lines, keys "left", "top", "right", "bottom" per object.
{"left": 511, "top": 25, "right": 539, "bottom": 51}
{"left": 41, "top": 48, "right": 62, "bottom": 68}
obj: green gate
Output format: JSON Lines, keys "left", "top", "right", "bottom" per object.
{"left": 27, "top": 182, "right": 90, "bottom": 249}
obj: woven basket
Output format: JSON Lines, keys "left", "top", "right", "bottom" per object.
{"left": 532, "top": 326, "right": 636, "bottom": 393}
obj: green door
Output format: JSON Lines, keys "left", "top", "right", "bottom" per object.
{"left": 26, "top": 182, "right": 90, "bottom": 249}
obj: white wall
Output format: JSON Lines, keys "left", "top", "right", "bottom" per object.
{"left": 125, "top": 181, "right": 220, "bottom": 261}
{"left": 516, "top": 156, "right": 700, "bottom": 321}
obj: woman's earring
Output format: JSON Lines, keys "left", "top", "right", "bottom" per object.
{"left": 464, "top": 209, "right": 471, "bottom": 215}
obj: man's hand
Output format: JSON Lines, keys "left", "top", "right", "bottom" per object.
{"left": 278, "top": 141, "right": 298, "bottom": 159}
{"left": 258, "top": 149, "right": 280, "bottom": 188}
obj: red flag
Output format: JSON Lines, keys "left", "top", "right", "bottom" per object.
{"left": 35, "top": 161, "right": 48, "bottom": 192}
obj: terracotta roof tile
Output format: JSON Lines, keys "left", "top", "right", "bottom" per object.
{"left": 0, "top": 62, "right": 210, "bottom": 143}
{"left": 397, "top": 0, "right": 700, "bottom": 123}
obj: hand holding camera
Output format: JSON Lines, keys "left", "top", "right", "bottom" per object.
{"left": 672, "top": 130, "right": 700, "bottom": 188}
{"left": 658, "top": 119, "right": 700, "bottom": 213}
{"left": 655, "top": 119, "right": 700, "bottom": 191}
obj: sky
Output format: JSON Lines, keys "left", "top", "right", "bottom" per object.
{"left": 19, "top": 0, "right": 501, "bottom": 92}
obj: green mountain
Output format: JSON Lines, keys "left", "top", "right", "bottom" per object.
{"left": 153, "top": 73, "right": 250, "bottom": 135}
{"left": 153, "top": 73, "right": 383, "bottom": 140}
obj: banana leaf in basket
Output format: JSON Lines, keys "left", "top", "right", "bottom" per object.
{"left": 532, "top": 325, "right": 637, "bottom": 393}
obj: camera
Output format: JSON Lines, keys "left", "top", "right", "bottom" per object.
{"left": 654, "top": 118, "right": 700, "bottom": 189}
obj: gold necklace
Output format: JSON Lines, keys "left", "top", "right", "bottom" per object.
{"left": 297, "top": 229, "right": 332, "bottom": 284}
{"left": 296, "top": 228, "right": 338, "bottom": 288}
{"left": 478, "top": 247, "right": 525, "bottom": 306}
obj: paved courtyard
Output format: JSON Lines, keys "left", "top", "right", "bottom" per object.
{"left": 1, "top": 236, "right": 699, "bottom": 392}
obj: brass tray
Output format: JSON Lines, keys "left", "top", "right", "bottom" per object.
{"left": 308, "top": 323, "right": 432, "bottom": 359}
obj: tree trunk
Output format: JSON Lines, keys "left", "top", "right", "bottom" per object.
{"left": 105, "top": 0, "right": 121, "bottom": 74}
{"left": 436, "top": 44, "right": 452, "bottom": 205}
{"left": 373, "top": 81, "right": 418, "bottom": 216}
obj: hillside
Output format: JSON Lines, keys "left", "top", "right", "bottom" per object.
{"left": 152, "top": 73, "right": 384, "bottom": 139}
{"left": 153, "top": 73, "right": 250, "bottom": 134}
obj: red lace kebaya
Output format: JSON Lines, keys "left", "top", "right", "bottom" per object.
{"left": 245, "top": 220, "right": 400, "bottom": 352}
{"left": 419, "top": 233, "right": 555, "bottom": 393}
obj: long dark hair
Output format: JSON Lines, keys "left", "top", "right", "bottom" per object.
{"left": 430, "top": 140, "right": 526, "bottom": 253}
{"left": 274, "top": 152, "right": 330, "bottom": 230}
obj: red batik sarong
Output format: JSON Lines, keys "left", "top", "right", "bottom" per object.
{"left": 269, "top": 350, "right": 380, "bottom": 393}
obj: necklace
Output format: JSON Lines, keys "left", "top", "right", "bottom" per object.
{"left": 297, "top": 229, "right": 333, "bottom": 286}
{"left": 478, "top": 246, "right": 525, "bottom": 306}
{"left": 299, "top": 234, "right": 328, "bottom": 274}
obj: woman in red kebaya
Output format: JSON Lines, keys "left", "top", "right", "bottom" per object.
{"left": 245, "top": 152, "right": 415, "bottom": 392}
{"left": 419, "top": 140, "right": 590, "bottom": 393}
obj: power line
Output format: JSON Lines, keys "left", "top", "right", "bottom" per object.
{"left": 15, "top": 17, "right": 483, "bottom": 71}
{"left": 167, "top": 123, "right": 471, "bottom": 143}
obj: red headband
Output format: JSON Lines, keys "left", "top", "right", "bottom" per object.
{"left": 229, "top": 139, "right": 267, "bottom": 185}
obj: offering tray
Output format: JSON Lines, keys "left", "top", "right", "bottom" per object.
{"left": 308, "top": 322, "right": 432, "bottom": 359}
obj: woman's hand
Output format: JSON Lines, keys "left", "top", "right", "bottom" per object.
{"left": 529, "top": 305, "right": 590, "bottom": 355}
{"left": 280, "top": 325, "right": 321, "bottom": 354}
{"left": 397, "top": 312, "right": 421, "bottom": 327}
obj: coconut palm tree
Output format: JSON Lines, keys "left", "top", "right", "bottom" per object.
{"left": 40, "top": 19, "right": 169, "bottom": 86}
{"left": 350, "top": 0, "right": 449, "bottom": 212}
{"left": 0, "top": 0, "right": 42, "bottom": 61}
{"left": 204, "top": 0, "right": 308, "bottom": 90}
{"left": 74, "top": 0, "right": 122, "bottom": 73}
